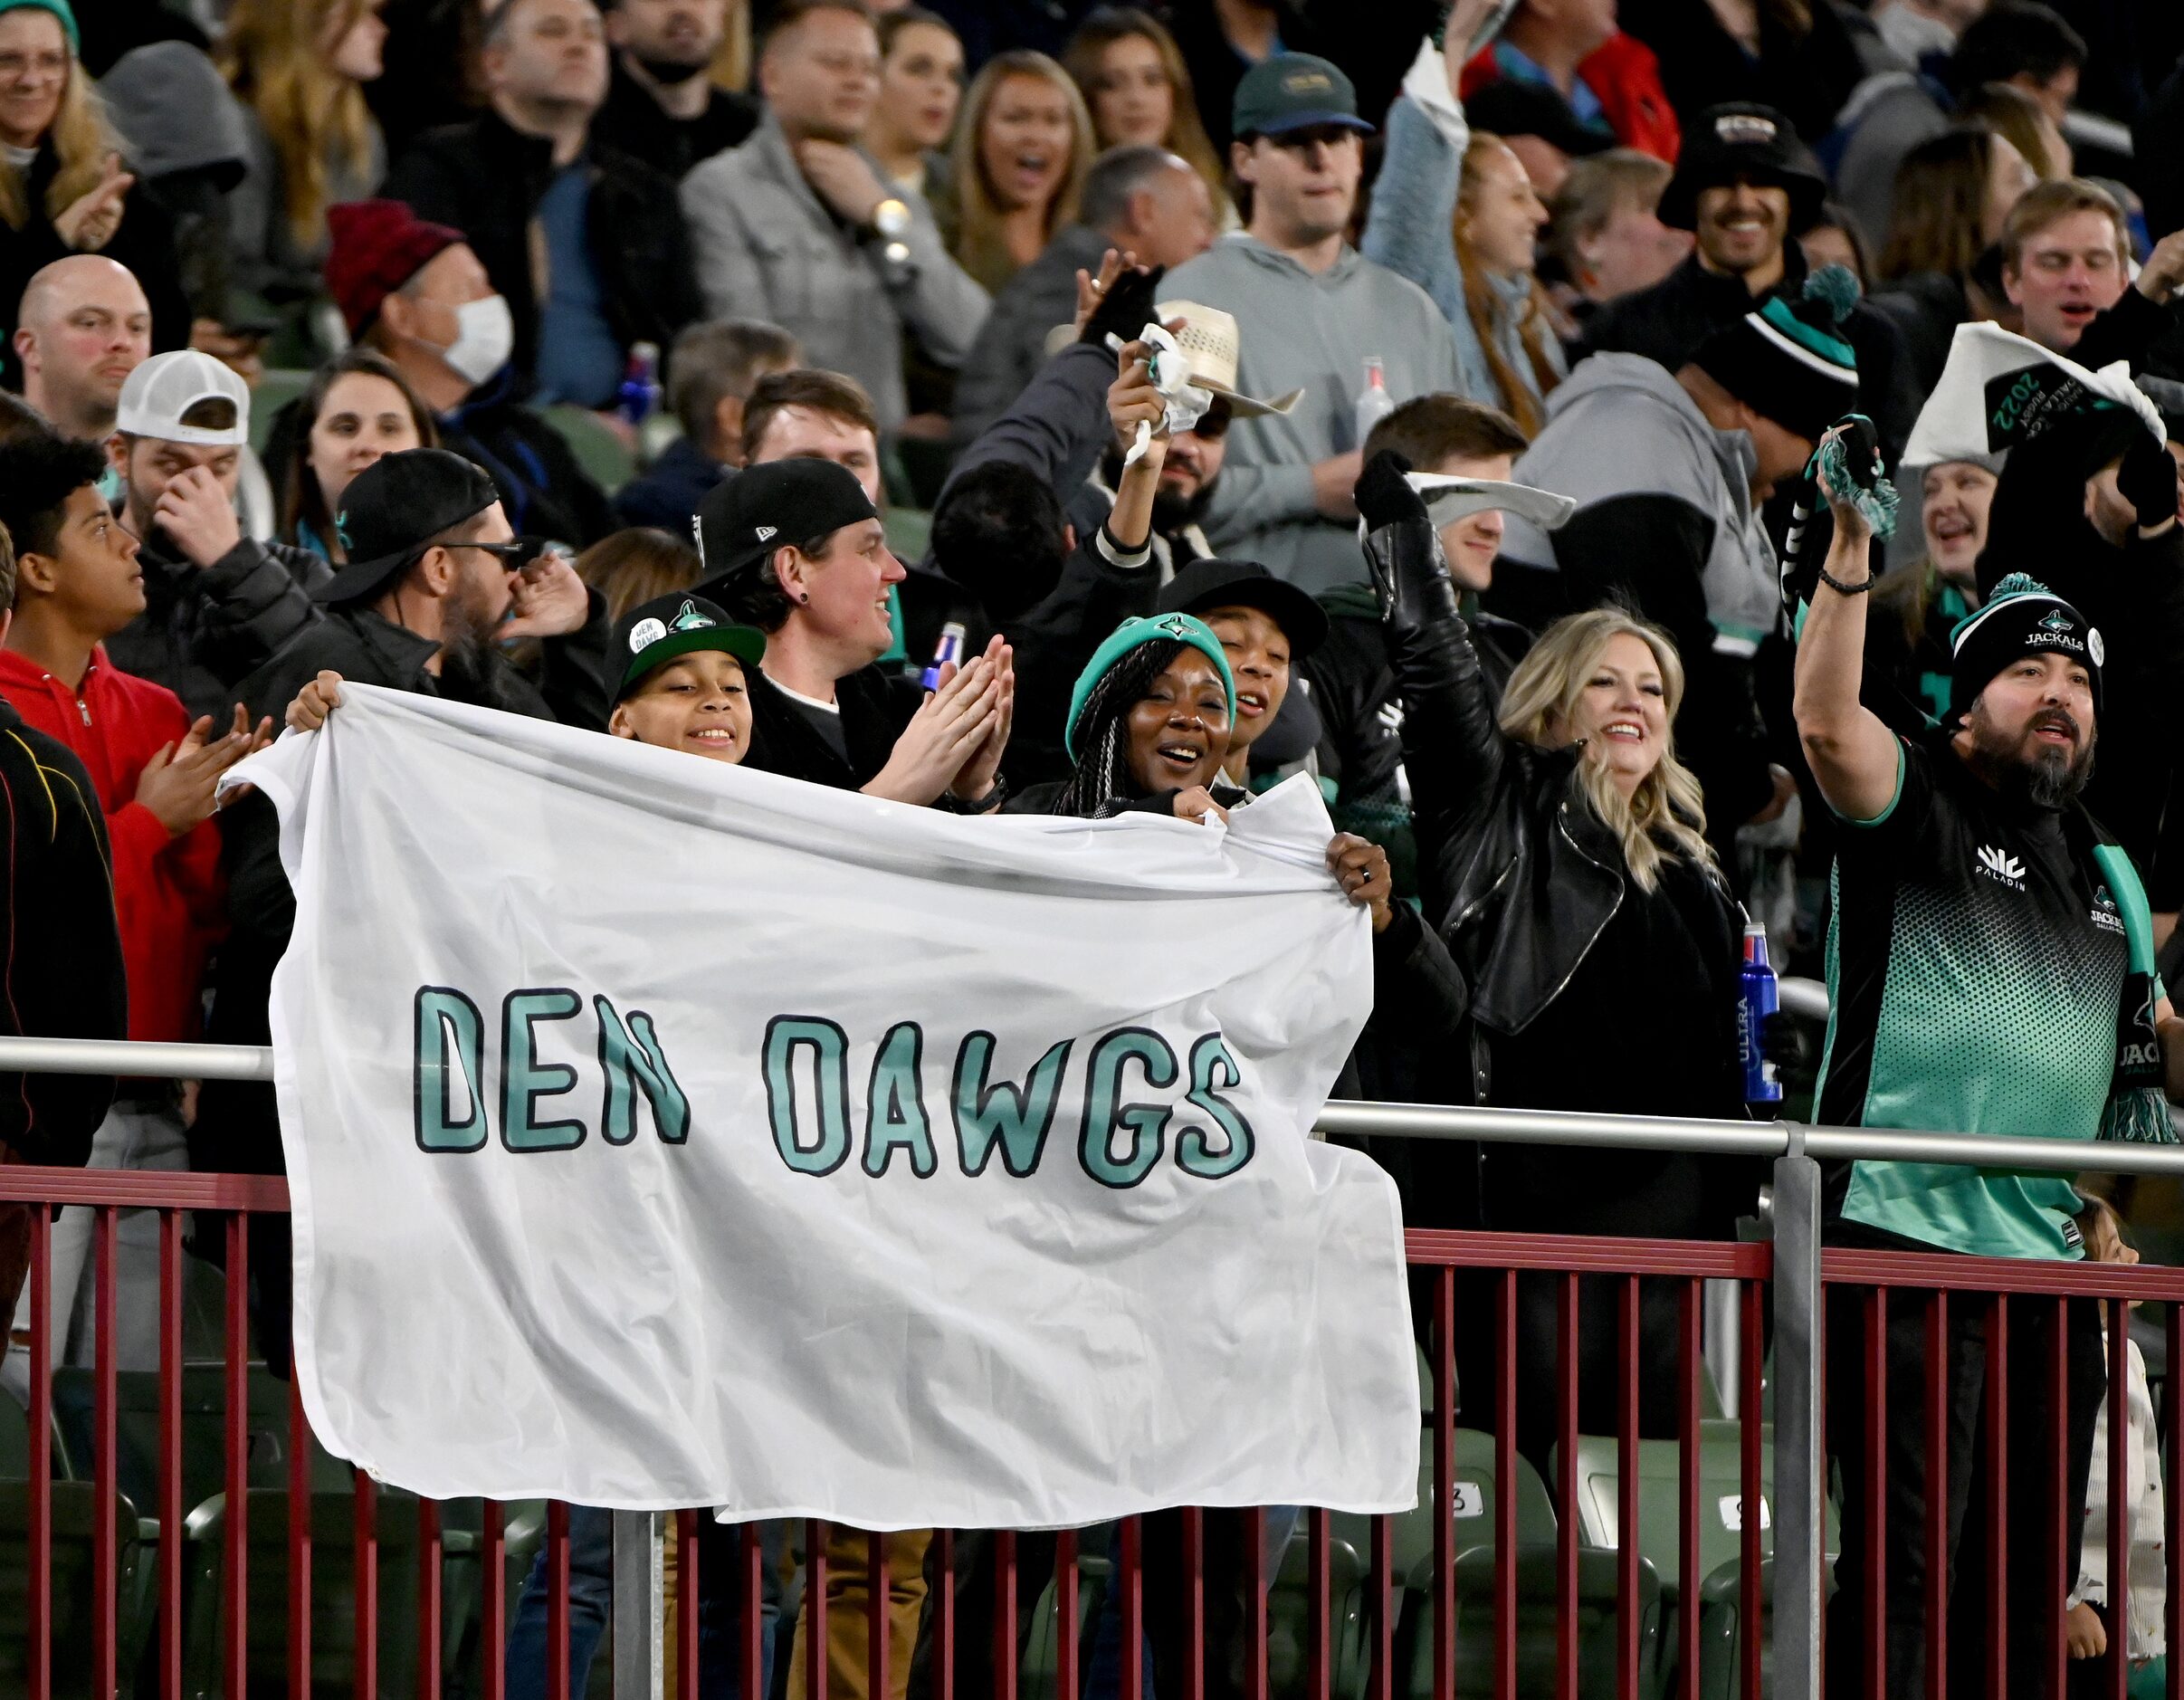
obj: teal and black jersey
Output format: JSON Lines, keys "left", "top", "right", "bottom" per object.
{"left": 1817, "top": 737, "right": 2132, "bottom": 1259}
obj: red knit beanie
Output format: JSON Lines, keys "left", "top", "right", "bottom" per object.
{"left": 324, "top": 200, "right": 467, "bottom": 338}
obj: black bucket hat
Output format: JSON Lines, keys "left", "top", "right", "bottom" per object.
{"left": 1658, "top": 103, "right": 1828, "bottom": 234}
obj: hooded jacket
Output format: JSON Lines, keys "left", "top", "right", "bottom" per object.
{"left": 1160, "top": 234, "right": 1464, "bottom": 596}
{"left": 1498, "top": 352, "right": 1776, "bottom": 834}
{"left": 0, "top": 647, "right": 224, "bottom": 1048}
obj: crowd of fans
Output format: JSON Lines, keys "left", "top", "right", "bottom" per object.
{"left": 0, "top": 0, "right": 2182, "bottom": 1688}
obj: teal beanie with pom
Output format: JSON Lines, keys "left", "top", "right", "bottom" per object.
{"left": 1693, "top": 265, "right": 1862, "bottom": 443}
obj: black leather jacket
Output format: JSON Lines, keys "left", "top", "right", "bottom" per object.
{"left": 1363, "top": 509, "right": 1658, "bottom": 1094}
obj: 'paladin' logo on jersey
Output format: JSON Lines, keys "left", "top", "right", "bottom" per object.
{"left": 1975, "top": 844, "right": 2026, "bottom": 890}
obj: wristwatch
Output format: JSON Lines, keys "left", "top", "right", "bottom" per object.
{"left": 869, "top": 198, "right": 911, "bottom": 241}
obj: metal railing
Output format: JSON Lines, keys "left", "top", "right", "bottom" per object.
{"left": 4, "top": 1034, "right": 2183, "bottom": 1700}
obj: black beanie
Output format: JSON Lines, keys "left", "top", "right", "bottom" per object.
{"left": 1691, "top": 266, "right": 1862, "bottom": 444}
{"left": 1948, "top": 572, "right": 2103, "bottom": 724}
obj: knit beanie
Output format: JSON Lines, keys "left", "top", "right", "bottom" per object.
{"left": 0, "top": 0, "right": 75, "bottom": 53}
{"left": 324, "top": 200, "right": 467, "bottom": 337}
{"left": 1948, "top": 571, "right": 2103, "bottom": 724}
{"left": 1692, "top": 267, "right": 1861, "bottom": 444}
{"left": 1065, "top": 614, "right": 1235, "bottom": 760}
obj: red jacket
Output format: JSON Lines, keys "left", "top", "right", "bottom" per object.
{"left": 0, "top": 647, "right": 225, "bottom": 1045}
{"left": 1462, "top": 33, "right": 1681, "bottom": 164}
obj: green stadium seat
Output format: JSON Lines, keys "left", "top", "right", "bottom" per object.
{"left": 1020, "top": 1536, "right": 1106, "bottom": 1700}
{"left": 1265, "top": 1523, "right": 1368, "bottom": 1700}
{"left": 251, "top": 370, "right": 313, "bottom": 456}
{"left": 545, "top": 406, "right": 638, "bottom": 495}
{"left": 1556, "top": 1423, "right": 1774, "bottom": 1600}
{"left": 180, "top": 1485, "right": 442, "bottom": 1698}
{"left": 0, "top": 1480, "right": 148, "bottom": 1696}
{"left": 51, "top": 1364, "right": 350, "bottom": 1526}
{"left": 1389, "top": 1432, "right": 1664, "bottom": 1700}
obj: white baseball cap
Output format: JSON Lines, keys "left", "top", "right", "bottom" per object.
{"left": 115, "top": 349, "right": 251, "bottom": 446}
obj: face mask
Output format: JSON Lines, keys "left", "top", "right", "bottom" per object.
{"left": 434, "top": 294, "right": 515, "bottom": 387}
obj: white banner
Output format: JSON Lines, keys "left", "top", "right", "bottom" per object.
{"left": 1902, "top": 320, "right": 2163, "bottom": 467}
{"left": 233, "top": 686, "right": 1418, "bottom": 1527}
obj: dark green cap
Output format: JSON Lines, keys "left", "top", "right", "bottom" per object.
{"left": 610, "top": 593, "right": 767, "bottom": 702}
{"left": 1232, "top": 53, "right": 1373, "bottom": 140}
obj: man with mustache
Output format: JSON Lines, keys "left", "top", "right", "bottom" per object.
{"left": 1795, "top": 426, "right": 2184, "bottom": 1697}
{"left": 593, "top": 0, "right": 758, "bottom": 182}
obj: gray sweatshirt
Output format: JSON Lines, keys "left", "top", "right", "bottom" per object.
{"left": 1161, "top": 234, "right": 1462, "bottom": 596}
{"left": 1501, "top": 353, "right": 1777, "bottom": 655}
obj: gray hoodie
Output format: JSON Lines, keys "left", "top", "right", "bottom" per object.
{"left": 1501, "top": 353, "right": 1777, "bottom": 655}
{"left": 1161, "top": 234, "right": 1462, "bottom": 596}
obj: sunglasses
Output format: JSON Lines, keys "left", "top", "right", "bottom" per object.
{"left": 443, "top": 535, "right": 556, "bottom": 568}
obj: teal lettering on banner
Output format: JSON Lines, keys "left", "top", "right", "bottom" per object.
{"left": 1177, "top": 1034, "right": 1255, "bottom": 1179}
{"left": 952, "top": 1033, "right": 1072, "bottom": 1177}
{"left": 596, "top": 996, "right": 691, "bottom": 1145}
{"left": 1078, "top": 1028, "right": 1179, "bottom": 1189}
{"left": 415, "top": 987, "right": 489, "bottom": 1151}
{"left": 501, "top": 989, "right": 587, "bottom": 1151}
{"left": 765, "top": 1016, "right": 853, "bottom": 1174}
{"left": 863, "top": 1022, "right": 937, "bottom": 1178}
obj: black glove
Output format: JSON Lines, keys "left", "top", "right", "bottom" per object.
{"left": 1355, "top": 449, "right": 1426, "bottom": 532}
{"left": 1079, "top": 263, "right": 1166, "bottom": 349}
{"left": 1761, "top": 1008, "right": 1815, "bottom": 1077}
{"left": 2118, "top": 430, "right": 2181, "bottom": 530}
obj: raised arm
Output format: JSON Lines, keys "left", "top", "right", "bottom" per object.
{"left": 1792, "top": 434, "right": 1903, "bottom": 824}
{"left": 1355, "top": 452, "right": 1504, "bottom": 851}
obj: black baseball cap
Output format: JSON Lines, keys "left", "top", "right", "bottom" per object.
{"left": 318, "top": 448, "right": 503, "bottom": 606}
{"left": 1159, "top": 557, "right": 1330, "bottom": 660}
{"left": 1463, "top": 81, "right": 1616, "bottom": 162}
{"left": 1232, "top": 53, "right": 1373, "bottom": 140}
{"left": 609, "top": 593, "right": 767, "bottom": 702}
{"left": 693, "top": 459, "right": 881, "bottom": 592}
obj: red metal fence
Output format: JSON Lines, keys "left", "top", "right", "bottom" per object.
{"left": 2, "top": 1163, "right": 2179, "bottom": 1700}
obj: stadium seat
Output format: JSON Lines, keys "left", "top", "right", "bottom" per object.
{"left": 52, "top": 1364, "right": 352, "bottom": 1529}
{"left": 544, "top": 406, "right": 638, "bottom": 495}
{"left": 1265, "top": 1523, "right": 1368, "bottom": 1700}
{"left": 0, "top": 1480, "right": 148, "bottom": 1695}
{"left": 180, "top": 1485, "right": 440, "bottom": 1697}
{"left": 1021, "top": 1535, "right": 1107, "bottom": 1700}
{"left": 1556, "top": 1422, "right": 1775, "bottom": 1599}
{"left": 252, "top": 370, "right": 314, "bottom": 457}
{"left": 1391, "top": 1433, "right": 1664, "bottom": 1700}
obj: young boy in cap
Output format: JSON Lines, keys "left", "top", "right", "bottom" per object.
{"left": 696, "top": 457, "right": 1014, "bottom": 808}
{"left": 101, "top": 349, "right": 331, "bottom": 721}
{"left": 605, "top": 592, "right": 767, "bottom": 763}
{"left": 0, "top": 431, "right": 260, "bottom": 1381}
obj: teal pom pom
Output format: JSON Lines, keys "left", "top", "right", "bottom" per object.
{"left": 1987, "top": 570, "right": 2055, "bottom": 603}
{"left": 1815, "top": 425, "right": 1900, "bottom": 542}
{"left": 1801, "top": 263, "right": 1862, "bottom": 327}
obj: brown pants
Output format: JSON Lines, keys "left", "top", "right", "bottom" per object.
{"left": 787, "top": 1525, "right": 931, "bottom": 1700}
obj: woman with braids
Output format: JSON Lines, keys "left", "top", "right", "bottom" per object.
{"left": 1354, "top": 446, "right": 1756, "bottom": 1471}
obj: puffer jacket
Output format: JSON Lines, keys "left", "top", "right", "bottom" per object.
{"left": 1362, "top": 502, "right": 1636, "bottom": 1096}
